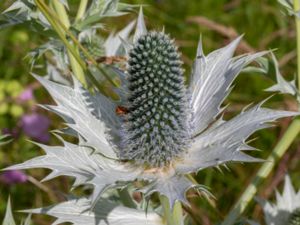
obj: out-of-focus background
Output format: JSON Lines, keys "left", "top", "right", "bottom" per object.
{"left": 0, "top": 0, "right": 299, "bottom": 224}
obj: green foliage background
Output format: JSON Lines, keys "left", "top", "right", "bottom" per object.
{"left": 0, "top": 0, "right": 299, "bottom": 224}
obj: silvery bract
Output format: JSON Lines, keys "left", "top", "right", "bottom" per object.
{"left": 258, "top": 175, "right": 300, "bottom": 225}
{"left": 2, "top": 197, "right": 31, "bottom": 225}
{"left": 22, "top": 197, "right": 163, "bottom": 225}
{"left": 265, "top": 53, "right": 300, "bottom": 104}
{"left": 5, "top": 8, "right": 299, "bottom": 223}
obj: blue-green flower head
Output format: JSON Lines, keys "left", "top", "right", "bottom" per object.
{"left": 7, "top": 8, "right": 299, "bottom": 217}
{"left": 122, "top": 31, "right": 190, "bottom": 167}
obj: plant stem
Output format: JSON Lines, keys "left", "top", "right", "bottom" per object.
{"left": 294, "top": 0, "right": 300, "bottom": 90}
{"left": 159, "top": 195, "right": 184, "bottom": 225}
{"left": 36, "top": 3, "right": 101, "bottom": 92}
{"left": 294, "top": 0, "right": 300, "bottom": 107}
{"left": 34, "top": 0, "right": 85, "bottom": 70}
{"left": 75, "top": 0, "right": 89, "bottom": 22}
{"left": 221, "top": 119, "right": 300, "bottom": 225}
{"left": 51, "top": 0, "right": 86, "bottom": 86}
{"left": 27, "top": 176, "right": 57, "bottom": 203}
{"left": 173, "top": 202, "right": 184, "bottom": 225}
{"left": 51, "top": 0, "right": 70, "bottom": 28}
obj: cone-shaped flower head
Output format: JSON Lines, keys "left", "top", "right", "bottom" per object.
{"left": 122, "top": 32, "right": 190, "bottom": 167}
{"left": 259, "top": 176, "right": 300, "bottom": 225}
{"left": 6, "top": 9, "right": 299, "bottom": 220}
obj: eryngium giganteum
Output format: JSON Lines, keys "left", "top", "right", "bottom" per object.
{"left": 5, "top": 8, "right": 299, "bottom": 224}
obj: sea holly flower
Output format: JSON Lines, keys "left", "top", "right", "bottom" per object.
{"left": 258, "top": 175, "right": 300, "bottom": 225}
{"left": 5, "top": 9, "right": 299, "bottom": 222}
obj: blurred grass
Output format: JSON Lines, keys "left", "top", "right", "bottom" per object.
{"left": 0, "top": 0, "right": 300, "bottom": 224}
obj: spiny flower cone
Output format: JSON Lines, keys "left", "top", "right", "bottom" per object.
{"left": 121, "top": 32, "right": 190, "bottom": 167}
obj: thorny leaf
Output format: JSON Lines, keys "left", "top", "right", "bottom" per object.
{"left": 22, "top": 197, "right": 163, "bottom": 225}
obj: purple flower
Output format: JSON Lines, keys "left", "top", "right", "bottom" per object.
{"left": 0, "top": 170, "right": 27, "bottom": 184}
{"left": 21, "top": 113, "right": 50, "bottom": 143}
{"left": 18, "top": 88, "right": 33, "bottom": 102}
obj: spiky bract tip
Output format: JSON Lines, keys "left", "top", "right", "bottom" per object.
{"left": 121, "top": 31, "right": 190, "bottom": 168}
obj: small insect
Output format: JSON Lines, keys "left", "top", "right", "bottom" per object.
{"left": 86, "top": 56, "right": 127, "bottom": 65}
{"left": 116, "top": 106, "right": 129, "bottom": 116}
{"left": 96, "top": 56, "right": 127, "bottom": 65}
